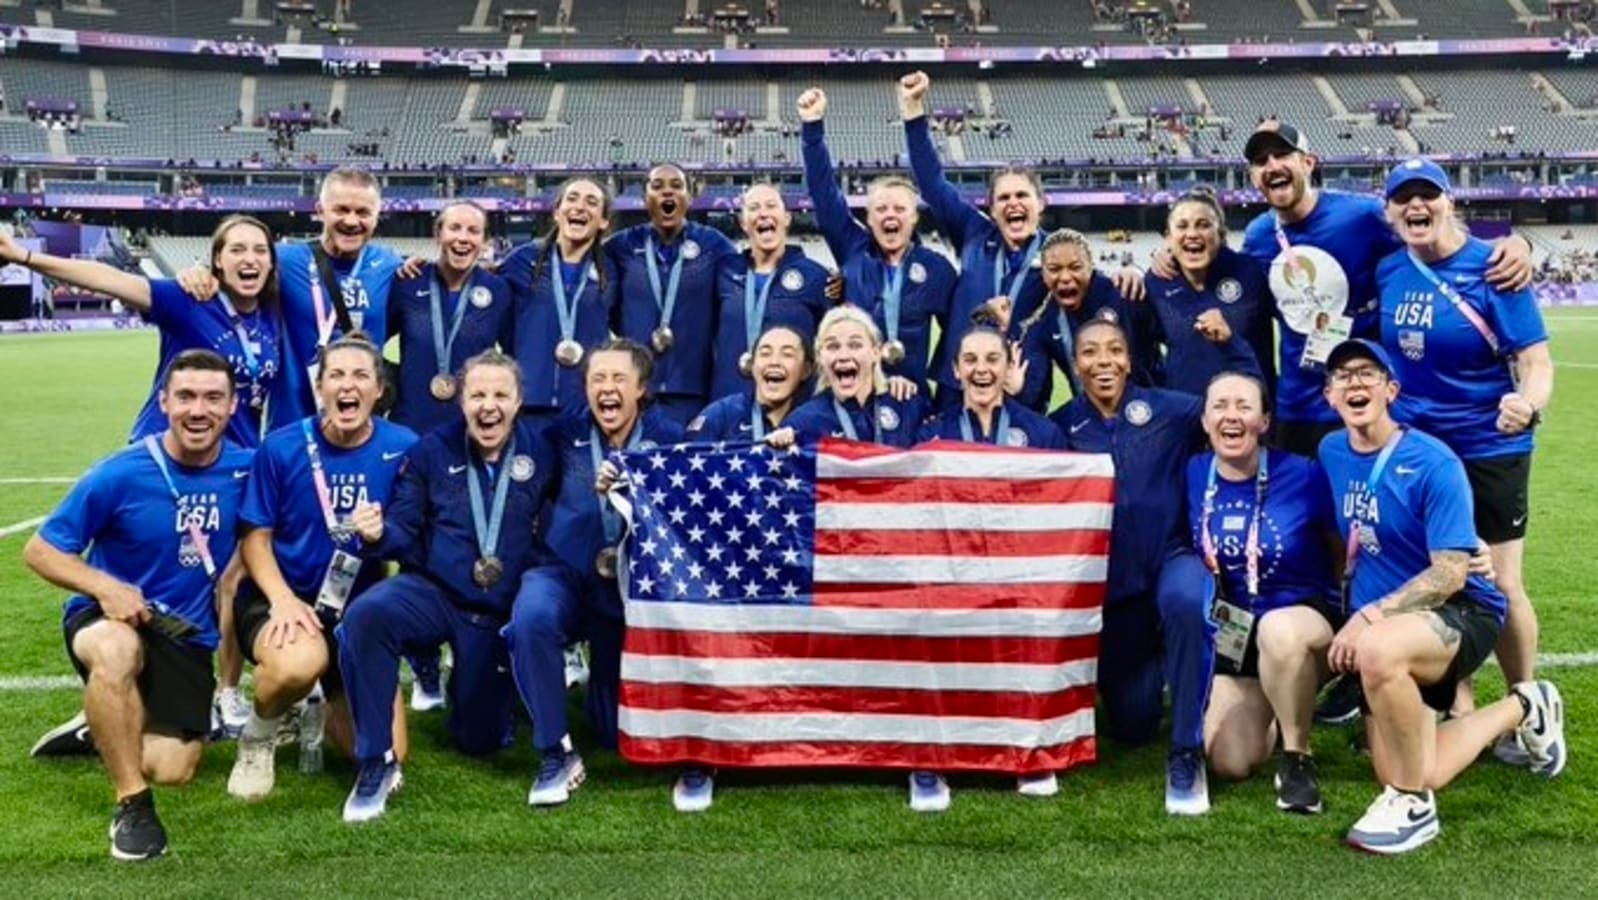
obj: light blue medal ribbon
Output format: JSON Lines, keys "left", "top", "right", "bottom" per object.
{"left": 1343, "top": 428, "right": 1405, "bottom": 610}
{"left": 644, "top": 235, "right": 686, "bottom": 334}
{"left": 749, "top": 398, "right": 769, "bottom": 440}
{"left": 959, "top": 406, "right": 1011, "bottom": 444}
{"left": 831, "top": 394, "right": 883, "bottom": 443}
{"left": 428, "top": 269, "right": 474, "bottom": 380}
{"left": 743, "top": 267, "right": 776, "bottom": 352}
{"left": 879, "top": 260, "right": 906, "bottom": 348}
{"left": 992, "top": 233, "right": 1043, "bottom": 304}
{"left": 589, "top": 422, "right": 643, "bottom": 546}
{"left": 142, "top": 435, "right": 218, "bottom": 578}
{"left": 1055, "top": 308, "right": 1080, "bottom": 394}
{"left": 552, "top": 256, "right": 590, "bottom": 345}
{"left": 466, "top": 433, "right": 515, "bottom": 563}
{"left": 216, "top": 290, "right": 264, "bottom": 410}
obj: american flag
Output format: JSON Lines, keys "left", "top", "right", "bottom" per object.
{"left": 611, "top": 438, "right": 1114, "bottom": 774}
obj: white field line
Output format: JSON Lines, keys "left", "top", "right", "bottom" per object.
{"left": 1553, "top": 361, "right": 1598, "bottom": 369}
{"left": 0, "top": 477, "right": 77, "bottom": 485}
{"left": 0, "top": 516, "right": 46, "bottom": 539}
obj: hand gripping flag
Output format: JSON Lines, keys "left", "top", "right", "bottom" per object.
{"left": 608, "top": 438, "right": 1114, "bottom": 774}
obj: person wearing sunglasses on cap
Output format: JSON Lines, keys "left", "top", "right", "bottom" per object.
{"left": 1375, "top": 158, "right": 1554, "bottom": 756}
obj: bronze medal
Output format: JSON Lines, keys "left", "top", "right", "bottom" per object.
{"left": 555, "top": 339, "right": 584, "bottom": 368}
{"left": 738, "top": 351, "right": 753, "bottom": 377}
{"left": 595, "top": 547, "right": 619, "bottom": 580}
{"left": 429, "top": 373, "right": 458, "bottom": 401}
{"left": 651, "top": 326, "right": 675, "bottom": 354}
{"left": 882, "top": 339, "right": 906, "bottom": 365}
{"left": 472, "top": 556, "right": 503, "bottom": 588}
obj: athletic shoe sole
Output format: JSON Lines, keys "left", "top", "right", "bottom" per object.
{"left": 343, "top": 770, "right": 405, "bottom": 824}
{"left": 107, "top": 823, "right": 166, "bottom": 862}
{"left": 1272, "top": 774, "right": 1324, "bottom": 815}
{"left": 1346, "top": 819, "right": 1440, "bottom": 855}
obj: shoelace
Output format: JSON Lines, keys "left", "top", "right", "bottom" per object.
{"left": 538, "top": 753, "right": 569, "bottom": 783}
{"left": 1170, "top": 752, "right": 1201, "bottom": 790}
{"left": 355, "top": 762, "right": 390, "bottom": 797}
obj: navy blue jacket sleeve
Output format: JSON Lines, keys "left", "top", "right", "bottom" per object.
{"left": 801, "top": 121, "right": 870, "bottom": 264}
{"left": 904, "top": 116, "right": 983, "bottom": 251}
{"left": 366, "top": 444, "right": 428, "bottom": 567}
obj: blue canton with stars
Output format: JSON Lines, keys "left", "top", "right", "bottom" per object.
{"left": 617, "top": 442, "right": 819, "bottom": 605}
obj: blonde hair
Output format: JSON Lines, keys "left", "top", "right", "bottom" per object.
{"left": 814, "top": 304, "right": 888, "bottom": 396}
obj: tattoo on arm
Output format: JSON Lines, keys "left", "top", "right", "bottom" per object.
{"left": 1381, "top": 550, "right": 1469, "bottom": 616}
{"left": 1427, "top": 613, "right": 1462, "bottom": 648}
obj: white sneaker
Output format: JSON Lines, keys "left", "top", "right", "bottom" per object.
{"left": 228, "top": 734, "right": 277, "bottom": 801}
{"left": 1016, "top": 773, "right": 1058, "bottom": 797}
{"left": 1513, "top": 680, "right": 1567, "bottom": 778}
{"left": 528, "top": 750, "right": 586, "bottom": 807}
{"left": 1345, "top": 786, "right": 1439, "bottom": 855}
{"left": 908, "top": 771, "right": 950, "bottom": 813}
{"left": 1491, "top": 732, "right": 1532, "bottom": 767}
{"left": 219, "top": 687, "right": 251, "bottom": 735}
{"left": 1164, "top": 749, "right": 1210, "bottom": 816}
{"left": 343, "top": 757, "right": 404, "bottom": 824}
{"left": 564, "top": 645, "right": 590, "bottom": 689}
{"left": 672, "top": 768, "right": 715, "bottom": 813}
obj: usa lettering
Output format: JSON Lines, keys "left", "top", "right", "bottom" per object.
{"left": 1342, "top": 484, "right": 1381, "bottom": 524}
{"left": 1393, "top": 292, "right": 1434, "bottom": 329}
{"left": 327, "top": 473, "right": 370, "bottom": 510}
{"left": 174, "top": 495, "right": 221, "bottom": 533}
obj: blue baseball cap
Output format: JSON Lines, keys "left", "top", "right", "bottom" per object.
{"left": 1384, "top": 157, "right": 1452, "bottom": 201}
{"left": 1326, "top": 338, "right": 1395, "bottom": 377}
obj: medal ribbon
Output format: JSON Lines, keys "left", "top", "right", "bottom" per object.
{"left": 142, "top": 435, "right": 217, "bottom": 578}
{"left": 644, "top": 235, "right": 686, "bottom": 335}
{"left": 1342, "top": 428, "right": 1405, "bottom": 606}
{"left": 590, "top": 423, "right": 643, "bottom": 546}
{"left": 1056, "top": 308, "right": 1081, "bottom": 394}
{"left": 749, "top": 399, "right": 769, "bottom": 441}
{"left": 428, "top": 267, "right": 474, "bottom": 380}
{"left": 879, "top": 260, "right": 906, "bottom": 349}
{"left": 992, "top": 233, "right": 1043, "bottom": 303}
{"left": 466, "top": 434, "right": 515, "bottom": 562}
{"left": 1200, "top": 450, "right": 1270, "bottom": 602}
{"left": 743, "top": 266, "right": 776, "bottom": 354}
{"left": 831, "top": 394, "right": 883, "bottom": 443}
{"left": 300, "top": 419, "right": 349, "bottom": 540}
{"left": 959, "top": 406, "right": 1011, "bottom": 445}
{"left": 552, "top": 254, "right": 591, "bottom": 344}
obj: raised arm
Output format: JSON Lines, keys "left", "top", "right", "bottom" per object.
{"left": 898, "top": 71, "right": 983, "bottom": 249}
{"left": 798, "top": 88, "right": 868, "bottom": 260}
{"left": 0, "top": 232, "right": 151, "bottom": 311}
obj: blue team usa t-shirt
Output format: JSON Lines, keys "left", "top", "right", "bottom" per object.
{"left": 1185, "top": 448, "right": 1339, "bottom": 615}
{"left": 1378, "top": 237, "right": 1549, "bottom": 461}
{"left": 132, "top": 279, "right": 282, "bottom": 448}
{"left": 240, "top": 417, "right": 416, "bottom": 598}
{"left": 41, "top": 439, "right": 255, "bottom": 650}
{"left": 1318, "top": 427, "right": 1508, "bottom": 623}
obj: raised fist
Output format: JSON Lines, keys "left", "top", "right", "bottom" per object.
{"left": 797, "top": 87, "right": 828, "bottom": 122}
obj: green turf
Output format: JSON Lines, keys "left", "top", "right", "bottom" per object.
{"left": 0, "top": 317, "right": 1595, "bottom": 896}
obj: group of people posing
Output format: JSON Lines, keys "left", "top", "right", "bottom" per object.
{"left": 8, "top": 71, "right": 1565, "bottom": 861}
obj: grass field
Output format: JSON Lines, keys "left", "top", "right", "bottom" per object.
{"left": 1, "top": 319, "right": 1596, "bottom": 897}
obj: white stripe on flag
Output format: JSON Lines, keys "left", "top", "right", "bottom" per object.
{"left": 622, "top": 655, "right": 1098, "bottom": 693}
{"left": 815, "top": 501, "right": 1114, "bottom": 532}
{"left": 619, "top": 706, "right": 1096, "bottom": 748}
{"left": 818, "top": 448, "right": 1114, "bottom": 481}
{"left": 626, "top": 601, "right": 1102, "bottom": 638}
{"left": 814, "top": 553, "right": 1108, "bottom": 585}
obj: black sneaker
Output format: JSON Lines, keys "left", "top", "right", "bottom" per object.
{"left": 31, "top": 711, "right": 95, "bottom": 757}
{"left": 1274, "top": 752, "right": 1323, "bottom": 815}
{"left": 109, "top": 789, "right": 168, "bottom": 861}
{"left": 1314, "top": 674, "right": 1363, "bottom": 726}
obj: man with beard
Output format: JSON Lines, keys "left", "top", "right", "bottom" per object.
{"left": 606, "top": 164, "right": 736, "bottom": 427}
{"left": 798, "top": 86, "right": 955, "bottom": 398}
{"left": 709, "top": 183, "right": 829, "bottom": 402}
{"left": 337, "top": 351, "right": 559, "bottom": 821}
{"left": 24, "top": 350, "right": 253, "bottom": 860}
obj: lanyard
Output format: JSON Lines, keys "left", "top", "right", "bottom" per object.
{"left": 1055, "top": 309, "right": 1081, "bottom": 394}
{"left": 216, "top": 291, "right": 262, "bottom": 384}
{"left": 466, "top": 434, "right": 514, "bottom": 562}
{"left": 428, "top": 268, "right": 473, "bottom": 379}
{"left": 1272, "top": 213, "right": 1308, "bottom": 285}
{"left": 743, "top": 267, "right": 776, "bottom": 351}
{"left": 644, "top": 235, "right": 685, "bottom": 331}
{"left": 301, "top": 419, "right": 350, "bottom": 540}
{"left": 959, "top": 406, "right": 1011, "bottom": 444}
{"left": 1405, "top": 251, "right": 1505, "bottom": 360}
{"left": 1343, "top": 428, "right": 1405, "bottom": 596}
{"left": 879, "top": 260, "right": 906, "bottom": 346}
{"left": 552, "top": 255, "right": 591, "bottom": 343}
{"left": 749, "top": 399, "right": 770, "bottom": 440}
{"left": 308, "top": 244, "right": 368, "bottom": 346}
{"left": 142, "top": 436, "right": 217, "bottom": 578}
{"left": 1200, "top": 451, "right": 1270, "bottom": 601}
{"left": 992, "top": 233, "right": 1042, "bottom": 304}
{"left": 832, "top": 394, "right": 882, "bottom": 443}
{"left": 589, "top": 422, "right": 643, "bottom": 544}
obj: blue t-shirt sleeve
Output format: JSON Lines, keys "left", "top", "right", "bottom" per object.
{"left": 239, "top": 440, "right": 283, "bottom": 531}
{"left": 37, "top": 460, "right": 119, "bottom": 555}
{"left": 1488, "top": 283, "right": 1548, "bottom": 354}
{"left": 1420, "top": 452, "right": 1481, "bottom": 555}
{"left": 144, "top": 278, "right": 195, "bottom": 330}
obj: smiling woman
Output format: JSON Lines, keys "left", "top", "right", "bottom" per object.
{"left": 0, "top": 217, "right": 282, "bottom": 448}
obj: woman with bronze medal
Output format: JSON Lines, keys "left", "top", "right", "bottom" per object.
{"left": 500, "top": 177, "right": 617, "bottom": 434}
{"left": 507, "top": 339, "right": 683, "bottom": 808}
{"left": 773, "top": 305, "right": 927, "bottom": 452}
{"left": 688, "top": 324, "right": 813, "bottom": 442}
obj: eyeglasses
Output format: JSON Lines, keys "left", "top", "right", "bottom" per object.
{"left": 1327, "top": 366, "right": 1387, "bottom": 388}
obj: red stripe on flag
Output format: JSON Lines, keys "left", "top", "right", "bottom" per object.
{"left": 817, "top": 436, "right": 1080, "bottom": 461}
{"left": 813, "top": 581, "right": 1106, "bottom": 610}
{"left": 625, "top": 629, "right": 1100, "bottom": 665}
{"left": 818, "top": 476, "right": 1115, "bottom": 506}
{"left": 618, "top": 734, "right": 1097, "bottom": 774}
{"left": 814, "top": 527, "right": 1111, "bottom": 559}
{"left": 620, "top": 683, "right": 1098, "bottom": 721}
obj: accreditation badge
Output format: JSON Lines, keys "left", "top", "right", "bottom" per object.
{"left": 1211, "top": 597, "right": 1256, "bottom": 670}
{"left": 314, "top": 550, "right": 364, "bottom": 619}
{"left": 1300, "top": 315, "right": 1354, "bottom": 368}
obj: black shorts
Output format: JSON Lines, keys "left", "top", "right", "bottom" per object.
{"left": 235, "top": 579, "right": 344, "bottom": 696}
{"left": 1463, "top": 453, "right": 1531, "bottom": 543}
{"left": 1273, "top": 420, "right": 1341, "bottom": 460}
{"left": 1213, "top": 598, "right": 1345, "bottom": 679}
{"left": 63, "top": 606, "right": 214, "bottom": 739}
{"left": 1417, "top": 596, "right": 1503, "bottom": 713}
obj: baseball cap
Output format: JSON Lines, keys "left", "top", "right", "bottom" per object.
{"left": 1243, "top": 123, "right": 1309, "bottom": 164}
{"left": 1325, "top": 338, "right": 1395, "bottom": 377}
{"left": 1384, "top": 157, "right": 1452, "bottom": 201}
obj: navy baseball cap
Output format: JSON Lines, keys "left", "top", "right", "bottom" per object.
{"left": 1326, "top": 338, "right": 1395, "bottom": 377}
{"left": 1384, "top": 157, "right": 1452, "bottom": 200}
{"left": 1244, "top": 123, "right": 1309, "bottom": 164}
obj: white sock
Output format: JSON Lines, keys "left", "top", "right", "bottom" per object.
{"left": 242, "top": 711, "right": 282, "bottom": 742}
